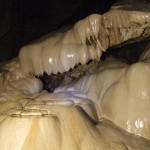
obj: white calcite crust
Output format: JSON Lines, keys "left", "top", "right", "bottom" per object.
{"left": 55, "top": 59, "right": 150, "bottom": 140}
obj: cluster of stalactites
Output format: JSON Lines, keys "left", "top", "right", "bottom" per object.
{"left": 19, "top": 9, "right": 150, "bottom": 77}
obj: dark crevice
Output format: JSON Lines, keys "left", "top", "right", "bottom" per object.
{"left": 38, "top": 72, "right": 65, "bottom": 93}
{"left": 106, "top": 39, "right": 150, "bottom": 64}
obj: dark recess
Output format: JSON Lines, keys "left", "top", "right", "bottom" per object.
{"left": 0, "top": 0, "right": 116, "bottom": 61}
